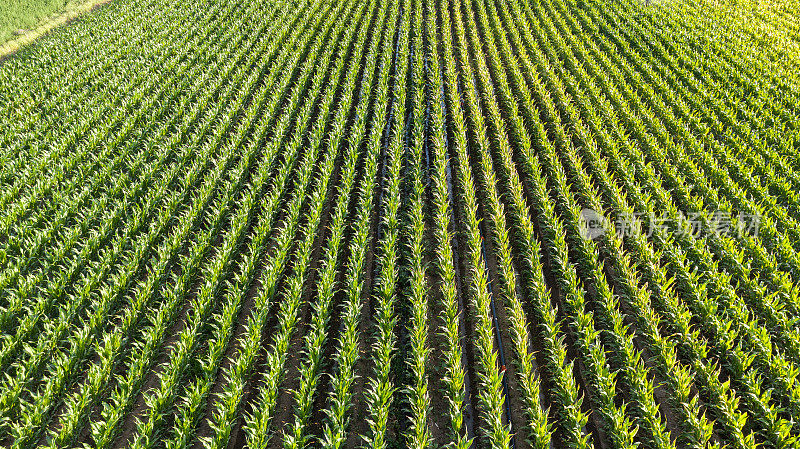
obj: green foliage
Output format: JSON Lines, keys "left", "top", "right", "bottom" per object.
{"left": 0, "top": 0, "right": 798, "bottom": 447}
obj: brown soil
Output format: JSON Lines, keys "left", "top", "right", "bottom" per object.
{"left": 474, "top": 208, "right": 531, "bottom": 449}
{"left": 112, "top": 254, "right": 199, "bottom": 449}
{"left": 341, "top": 125, "right": 388, "bottom": 449}
{"left": 189, "top": 275, "right": 261, "bottom": 449}
{"left": 264, "top": 152, "right": 344, "bottom": 449}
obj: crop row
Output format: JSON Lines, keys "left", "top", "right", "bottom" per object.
{"left": 1, "top": 0, "right": 798, "bottom": 446}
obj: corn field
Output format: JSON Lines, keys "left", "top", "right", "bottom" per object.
{"left": 1, "top": 0, "right": 799, "bottom": 447}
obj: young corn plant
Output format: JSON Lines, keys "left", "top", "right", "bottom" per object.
{"left": 317, "top": 2, "right": 398, "bottom": 445}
